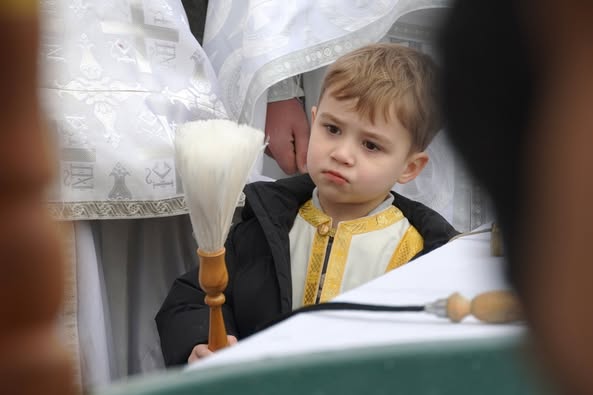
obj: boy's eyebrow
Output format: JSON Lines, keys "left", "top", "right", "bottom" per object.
{"left": 359, "top": 130, "right": 394, "bottom": 147}
{"left": 319, "top": 112, "right": 394, "bottom": 145}
{"left": 318, "top": 112, "right": 344, "bottom": 125}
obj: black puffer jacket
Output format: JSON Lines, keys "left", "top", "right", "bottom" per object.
{"left": 156, "top": 174, "right": 458, "bottom": 366}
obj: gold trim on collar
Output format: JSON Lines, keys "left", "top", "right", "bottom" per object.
{"left": 385, "top": 226, "right": 424, "bottom": 272}
{"left": 299, "top": 200, "right": 405, "bottom": 305}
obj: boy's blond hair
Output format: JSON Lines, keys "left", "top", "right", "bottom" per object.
{"left": 319, "top": 43, "right": 441, "bottom": 152}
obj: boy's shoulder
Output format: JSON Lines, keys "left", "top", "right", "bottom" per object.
{"left": 391, "top": 191, "right": 459, "bottom": 255}
{"left": 241, "top": 174, "right": 315, "bottom": 222}
{"left": 245, "top": 174, "right": 315, "bottom": 205}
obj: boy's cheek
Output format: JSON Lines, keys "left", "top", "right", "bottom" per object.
{"left": 305, "top": 136, "right": 319, "bottom": 163}
{"left": 305, "top": 150, "right": 316, "bottom": 172}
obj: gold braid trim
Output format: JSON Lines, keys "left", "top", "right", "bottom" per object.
{"left": 318, "top": 206, "right": 403, "bottom": 303}
{"left": 385, "top": 225, "right": 424, "bottom": 272}
{"left": 299, "top": 201, "right": 331, "bottom": 306}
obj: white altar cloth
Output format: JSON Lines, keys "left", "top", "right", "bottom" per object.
{"left": 187, "top": 226, "right": 525, "bottom": 372}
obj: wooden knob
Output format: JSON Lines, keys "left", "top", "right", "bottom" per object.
{"left": 445, "top": 290, "right": 523, "bottom": 323}
{"left": 198, "top": 248, "right": 228, "bottom": 296}
{"left": 446, "top": 292, "right": 471, "bottom": 322}
{"left": 470, "top": 290, "right": 523, "bottom": 323}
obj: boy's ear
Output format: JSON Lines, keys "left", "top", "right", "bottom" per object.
{"left": 397, "top": 152, "right": 429, "bottom": 184}
{"left": 311, "top": 106, "right": 317, "bottom": 123}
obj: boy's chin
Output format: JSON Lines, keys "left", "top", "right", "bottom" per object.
{"left": 317, "top": 188, "right": 355, "bottom": 204}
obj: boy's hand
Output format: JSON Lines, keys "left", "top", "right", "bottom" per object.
{"left": 188, "top": 335, "right": 238, "bottom": 363}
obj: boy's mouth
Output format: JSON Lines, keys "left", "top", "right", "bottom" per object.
{"left": 322, "top": 170, "right": 348, "bottom": 184}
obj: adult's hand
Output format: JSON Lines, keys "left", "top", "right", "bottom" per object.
{"left": 265, "top": 98, "right": 310, "bottom": 175}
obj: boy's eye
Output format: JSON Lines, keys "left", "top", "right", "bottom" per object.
{"left": 324, "top": 124, "right": 340, "bottom": 135}
{"left": 363, "top": 140, "right": 381, "bottom": 151}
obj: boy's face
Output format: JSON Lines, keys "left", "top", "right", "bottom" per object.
{"left": 307, "top": 90, "right": 428, "bottom": 216}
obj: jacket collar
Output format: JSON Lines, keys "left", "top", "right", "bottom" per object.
{"left": 243, "top": 173, "right": 457, "bottom": 251}
{"left": 242, "top": 174, "right": 315, "bottom": 312}
{"left": 242, "top": 174, "right": 315, "bottom": 227}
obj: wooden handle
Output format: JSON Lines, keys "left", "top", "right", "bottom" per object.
{"left": 470, "top": 290, "right": 523, "bottom": 323}
{"left": 446, "top": 290, "right": 523, "bottom": 323}
{"left": 198, "top": 248, "right": 229, "bottom": 351}
{"left": 490, "top": 222, "right": 504, "bottom": 256}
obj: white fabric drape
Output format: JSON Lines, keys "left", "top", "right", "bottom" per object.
{"left": 40, "top": 0, "right": 223, "bottom": 386}
{"left": 203, "top": 0, "right": 449, "bottom": 126}
{"left": 41, "top": 0, "right": 228, "bottom": 220}
{"left": 74, "top": 215, "right": 197, "bottom": 384}
{"left": 74, "top": 221, "right": 112, "bottom": 389}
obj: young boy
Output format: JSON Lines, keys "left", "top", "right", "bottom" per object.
{"left": 156, "top": 43, "right": 458, "bottom": 366}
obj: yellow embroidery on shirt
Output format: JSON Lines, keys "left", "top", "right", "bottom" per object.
{"left": 385, "top": 226, "right": 424, "bottom": 272}
{"left": 319, "top": 206, "right": 404, "bottom": 303}
{"left": 299, "top": 200, "right": 331, "bottom": 306}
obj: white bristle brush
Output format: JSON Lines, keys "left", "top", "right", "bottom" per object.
{"left": 175, "top": 119, "right": 266, "bottom": 351}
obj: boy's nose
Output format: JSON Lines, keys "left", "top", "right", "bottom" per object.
{"left": 330, "top": 141, "right": 355, "bottom": 166}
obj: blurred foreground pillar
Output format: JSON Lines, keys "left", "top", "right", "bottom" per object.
{"left": 0, "top": 1, "right": 78, "bottom": 394}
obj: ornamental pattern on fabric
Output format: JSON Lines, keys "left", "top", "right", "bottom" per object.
{"left": 41, "top": 0, "right": 228, "bottom": 220}
{"left": 204, "top": 0, "right": 449, "bottom": 126}
{"left": 47, "top": 197, "right": 188, "bottom": 220}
